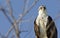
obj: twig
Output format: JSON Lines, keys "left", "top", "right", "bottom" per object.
{"left": 0, "top": 7, "right": 14, "bottom": 38}
{"left": 17, "top": 0, "right": 39, "bottom": 24}
{"left": 22, "top": 0, "right": 29, "bottom": 13}
{"left": 5, "top": 11, "right": 34, "bottom": 37}
{"left": 1, "top": 7, "right": 13, "bottom": 26}
{"left": 6, "top": 0, "right": 16, "bottom": 22}
{"left": 0, "top": 7, "right": 19, "bottom": 38}
{"left": 6, "top": 0, "right": 13, "bottom": 16}
{"left": 5, "top": 26, "right": 13, "bottom": 37}
{"left": 6, "top": 0, "right": 20, "bottom": 38}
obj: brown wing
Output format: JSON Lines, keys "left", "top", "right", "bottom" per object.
{"left": 34, "top": 19, "right": 40, "bottom": 38}
{"left": 46, "top": 16, "right": 57, "bottom": 38}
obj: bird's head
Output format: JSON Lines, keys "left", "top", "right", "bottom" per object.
{"left": 38, "top": 5, "right": 47, "bottom": 14}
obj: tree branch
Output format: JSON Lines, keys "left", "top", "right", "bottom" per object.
{"left": 17, "top": 0, "right": 39, "bottom": 24}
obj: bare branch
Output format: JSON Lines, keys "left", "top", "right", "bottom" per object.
{"left": 19, "top": 30, "right": 28, "bottom": 33}
{"left": 5, "top": 26, "right": 13, "bottom": 37}
{"left": 6, "top": 0, "right": 13, "bottom": 16}
{"left": 0, "top": 7, "right": 14, "bottom": 38}
{"left": 17, "top": 0, "right": 39, "bottom": 24}
{"left": 22, "top": 0, "right": 29, "bottom": 13}
{"left": 0, "top": 7, "right": 19, "bottom": 38}
{"left": 0, "top": 7, "right": 13, "bottom": 25}
{"left": 6, "top": 0, "right": 16, "bottom": 21}
{"left": 6, "top": 0, "right": 20, "bottom": 38}
{"left": 5, "top": 11, "right": 34, "bottom": 37}
{"left": 5, "top": 21, "right": 19, "bottom": 38}
{"left": 16, "top": 0, "right": 39, "bottom": 37}
{"left": 3, "top": 0, "right": 39, "bottom": 37}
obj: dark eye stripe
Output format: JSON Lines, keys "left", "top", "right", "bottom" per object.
{"left": 44, "top": 7, "right": 46, "bottom": 9}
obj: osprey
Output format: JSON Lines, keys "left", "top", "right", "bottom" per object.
{"left": 34, "top": 5, "right": 57, "bottom": 38}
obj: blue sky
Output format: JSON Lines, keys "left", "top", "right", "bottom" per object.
{"left": 0, "top": 0, "right": 60, "bottom": 38}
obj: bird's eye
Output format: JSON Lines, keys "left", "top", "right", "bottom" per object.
{"left": 44, "top": 7, "right": 46, "bottom": 9}
{"left": 40, "top": 7, "right": 42, "bottom": 9}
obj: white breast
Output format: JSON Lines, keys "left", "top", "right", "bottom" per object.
{"left": 36, "top": 13, "right": 48, "bottom": 27}
{"left": 36, "top": 10, "right": 48, "bottom": 38}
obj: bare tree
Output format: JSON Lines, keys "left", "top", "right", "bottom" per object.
{"left": 0, "top": 0, "right": 39, "bottom": 38}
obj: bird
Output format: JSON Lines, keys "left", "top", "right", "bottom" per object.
{"left": 34, "top": 5, "right": 57, "bottom": 38}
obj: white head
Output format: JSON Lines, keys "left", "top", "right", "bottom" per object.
{"left": 38, "top": 5, "right": 47, "bottom": 15}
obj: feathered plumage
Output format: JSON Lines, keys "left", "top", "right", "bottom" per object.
{"left": 34, "top": 5, "right": 57, "bottom": 38}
